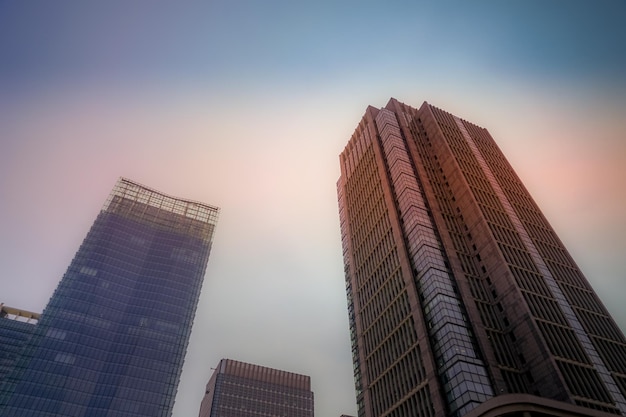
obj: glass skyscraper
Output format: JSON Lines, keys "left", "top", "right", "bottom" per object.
{"left": 337, "top": 99, "right": 626, "bottom": 417}
{"left": 0, "top": 178, "right": 219, "bottom": 417}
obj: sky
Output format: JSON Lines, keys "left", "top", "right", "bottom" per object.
{"left": 1, "top": 1, "right": 625, "bottom": 416}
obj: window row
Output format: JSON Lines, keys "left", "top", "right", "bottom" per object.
{"left": 369, "top": 347, "right": 430, "bottom": 415}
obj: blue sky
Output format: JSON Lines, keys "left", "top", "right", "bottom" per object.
{"left": 2, "top": 1, "right": 625, "bottom": 87}
{"left": 1, "top": 2, "right": 625, "bottom": 417}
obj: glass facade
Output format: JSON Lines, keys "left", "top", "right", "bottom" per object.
{"left": 0, "top": 178, "right": 219, "bottom": 417}
{"left": 0, "top": 306, "right": 39, "bottom": 385}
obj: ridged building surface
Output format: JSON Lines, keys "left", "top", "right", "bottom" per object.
{"left": 198, "top": 358, "right": 314, "bottom": 417}
{"left": 337, "top": 99, "right": 626, "bottom": 417}
{"left": 0, "top": 178, "right": 219, "bottom": 417}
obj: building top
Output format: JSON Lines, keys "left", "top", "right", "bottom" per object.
{"left": 0, "top": 303, "right": 40, "bottom": 323}
{"left": 104, "top": 177, "right": 220, "bottom": 243}
{"left": 214, "top": 358, "right": 311, "bottom": 391}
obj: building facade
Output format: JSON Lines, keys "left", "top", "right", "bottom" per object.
{"left": 0, "top": 178, "right": 219, "bottom": 417}
{"left": 0, "top": 305, "right": 39, "bottom": 384}
{"left": 198, "top": 359, "right": 314, "bottom": 417}
{"left": 337, "top": 99, "right": 626, "bottom": 417}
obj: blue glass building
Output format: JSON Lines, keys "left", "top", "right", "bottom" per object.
{"left": 0, "top": 178, "right": 219, "bottom": 417}
{"left": 0, "top": 305, "right": 39, "bottom": 384}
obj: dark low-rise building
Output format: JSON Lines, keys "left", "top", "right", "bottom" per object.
{"left": 198, "top": 358, "right": 314, "bottom": 417}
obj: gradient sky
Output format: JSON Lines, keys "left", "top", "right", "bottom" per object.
{"left": 1, "top": 2, "right": 625, "bottom": 417}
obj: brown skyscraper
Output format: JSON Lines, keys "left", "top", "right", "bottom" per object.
{"left": 337, "top": 99, "right": 626, "bottom": 417}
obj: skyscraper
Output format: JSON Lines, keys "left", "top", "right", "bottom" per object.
{"left": 0, "top": 178, "right": 219, "bottom": 417}
{"left": 337, "top": 99, "right": 626, "bottom": 417}
{"left": 197, "top": 358, "right": 314, "bottom": 417}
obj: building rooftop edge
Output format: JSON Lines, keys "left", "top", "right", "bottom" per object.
{"left": 220, "top": 358, "right": 311, "bottom": 379}
{"left": 118, "top": 177, "right": 220, "bottom": 212}
{"left": 216, "top": 358, "right": 312, "bottom": 390}
{"left": 0, "top": 303, "right": 41, "bottom": 321}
